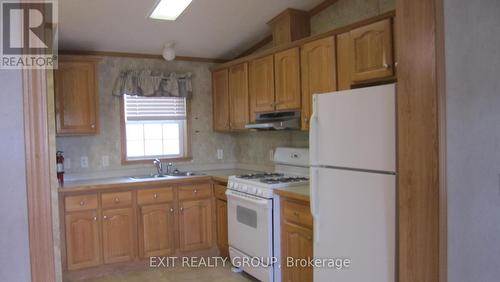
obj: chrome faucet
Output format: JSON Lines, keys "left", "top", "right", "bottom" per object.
{"left": 153, "top": 158, "right": 163, "bottom": 175}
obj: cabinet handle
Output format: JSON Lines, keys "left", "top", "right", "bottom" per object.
{"left": 383, "top": 63, "right": 391, "bottom": 69}
{"left": 114, "top": 197, "right": 120, "bottom": 203}
{"left": 79, "top": 201, "right": 86, "bottom": 206}
{"left": 180, "top": 207, "right": 184, "bottom": 212}
{"left": 91, "top": 124, "right": 95, "bottom": 129}
{"left": 93, "top": 216, "right": 97, "bottom": 221}
{"left": 304, "top": 117, "right": 309, "bottom": 123}
{"left": 395, "top": 62, "right": 399, "bottom": 67}
{"left": 170, "top": 208, "right": 174, "bottom": 213}
{"left": 194, "top": 189, "right": 198, "bottom": 194}
{"left": 153, "top": 193, "right": 158, "bottom": 199}
{"left": 103, "top": 215, "right": 108, "bottom": 220}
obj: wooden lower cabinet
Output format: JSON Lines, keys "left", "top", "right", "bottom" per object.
{"left": 215, "top": 199, "right": 229, "bottom": 257}
{"left": 179, "top": 198, "right": 213, "bottom": 252}
{"left": 65, "top": 211, "right": 101, "bottom": 270}
{"left": 102, "top": 208, "right": 135, "bottom": 264}
{"left": 138, "top": 203, "right": 175, "bottom": 257}
{"left": 280, "top": 197, "right": 313, "bottom": 282}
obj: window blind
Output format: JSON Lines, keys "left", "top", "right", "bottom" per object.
{"left": 124, "top": 95, "right": 186, "bottom": 121}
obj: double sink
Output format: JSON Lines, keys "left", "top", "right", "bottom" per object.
{"left": 129, "top": 171, "right": 204, "bottom": 180}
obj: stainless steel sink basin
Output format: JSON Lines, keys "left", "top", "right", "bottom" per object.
{"left": 129, "top": 171, "right": 204, "bottom": 180}
{"left": 167, "top": 171, "right": 204, "bottom": 177}
{"left": 128, "top": 174, "right": 168, "bottom": 180}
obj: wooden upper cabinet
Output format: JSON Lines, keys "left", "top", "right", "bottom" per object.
{"left": 268, "top": 9, "right": 310, "bottom": 47}
{"left": 65, "top": 211, "right": 101, "bottom": 270}
{"left": 102, "top": 208, "right": 135, "bottom": 264}
{"left": 212, "top": 69, "right": 230, "bottom": 131}
{"left": 349, "top": 19, "right": 394, "bottom": 83}
{"left": 138, "top": 203, "right": 175, "bottom": 258}
{"left": 300, "top": 36, "right": 337, "bottom": 130}
{"left": 228, "top": 63, "right": 249, "bottom": 130}
{"left": 55, "top": 56, "right": 99, "bottom": 136}
{"left": 179, "top": 199, "right": 212, "bottom": 252}
{"left": 249, "top": 55, "right": 275, "bottom": 118}
{"left": 274, "top": 48, "right": 301, "bottom": 111}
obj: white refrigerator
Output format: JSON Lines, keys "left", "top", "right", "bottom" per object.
{"left": 309, "top": 84, "right": 396, "bottom": 282}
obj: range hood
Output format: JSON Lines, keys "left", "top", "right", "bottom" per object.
{"left": 245, "top": 111, "right": 300, "bottom": 130}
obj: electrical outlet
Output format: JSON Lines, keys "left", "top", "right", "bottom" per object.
{"left": 217, "top": 149, "right": 223, "bottom": 160}
{"left": 80, "top": 156, "right": 89, "bottom": 168}
{"left": 102, "top": 155, "right": 110, "bottom": 167}
{"left": 65, "top": 158, "right": 71, "bottom": 170}
{"left": 269, "top": 149, "right": 274, "bottom": 161}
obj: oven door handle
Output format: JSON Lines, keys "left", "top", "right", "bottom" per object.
{"left": 226, "top": 190, "right": 270, "bottom": 207}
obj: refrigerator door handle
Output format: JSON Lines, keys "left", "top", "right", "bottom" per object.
{"left": 310, "top": 167, "right": 320, "bottom": 243}
{"left": 310, "top": 95, "right": 319, "bottom": 166}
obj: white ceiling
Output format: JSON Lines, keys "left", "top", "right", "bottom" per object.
{"left": 59, "top": 0, "right": 324, "bottom": 60}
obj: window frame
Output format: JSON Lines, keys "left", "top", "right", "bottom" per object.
{"left": 120, "top": 96, "right": 192, "bottom": 164}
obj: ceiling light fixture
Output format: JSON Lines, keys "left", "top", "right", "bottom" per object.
{"left": 149, "top": 0, "right": 193, "bottom": 21}
{"left": 162, "top": 42, "right": 176, "bottom": 61}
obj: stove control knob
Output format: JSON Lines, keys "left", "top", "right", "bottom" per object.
{"left": 249, "top": 187, "right": 257, "bottom": 194}
{"left": 241, "top": 185, "right": 248, "bottom": 192}
{"left": 228, "top": 182, "right": 234, "bottom": 188}
{"left": 232, "top": 183, "right": 239, "bottom": 190}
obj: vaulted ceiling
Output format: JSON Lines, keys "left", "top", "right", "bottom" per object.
{"left": 59, "top": 0, "right": 325, "bottom": 60}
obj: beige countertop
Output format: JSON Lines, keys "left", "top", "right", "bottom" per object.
{"left": 275, "top": 185, "right": 310, "bottom": 203}
{"left": 59, "top": 169, "right": 259, "bottom": 193}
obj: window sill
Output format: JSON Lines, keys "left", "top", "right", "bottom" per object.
{"left": 121, "top": 156, "right": 192, "bottom": 165}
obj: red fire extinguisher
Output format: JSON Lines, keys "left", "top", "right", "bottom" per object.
{"left": 56, "top": 151, "right": 64, "bottom": 185}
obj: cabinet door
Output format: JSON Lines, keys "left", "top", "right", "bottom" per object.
{"left": 301, "top": 36, "right": 337, "bottom": 130}
{"left": 179, "top": 199, "right": 213, "bottom": 252}
{"left": 138, "top": 204, "right": 175, "bottom": 258}
{"left": 336, "top": 32, "right": 352, "bottom": 91}
{"left": 215, "top": 199, "right": 229, "bottom": 257}
{"left": 228, "top": 63, "right": 249, "bottom": 130}
{"left": 249, "top": 55, "right": 275, "bottom": 118}
{"left": 212, "top": 69, "right": 230, "bottom": 131}
{"left": 349, "top": 19, "right": 394, "bottom": 82}
{"left": 281, "top": 222, "right": 313, "bottom": 282}
{"left": 274, "top": 48, "right": 301, "bottom": 111}
{"left": 65, "top": 211, "right": 101, "bottom": 270}
{"left": 102, "top": 208, "right": 135, "bottom": 264}
{"left": 55, "top": 58, "right": 99, "bottom": 135}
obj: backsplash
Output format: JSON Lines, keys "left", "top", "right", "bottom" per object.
{"left": 57, "top": 56, "right": 308, "bottom": 179}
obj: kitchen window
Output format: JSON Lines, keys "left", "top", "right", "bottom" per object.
{"left": 121, "top": 95, "right": 189, "bottom": 162}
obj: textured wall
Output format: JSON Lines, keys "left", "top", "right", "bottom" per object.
{"left": 0, "top": 70, "right": 31, "bottom": 282}
{"left": 57, "top": 56, "right": 308, "bottom": 178}
{"left": 310, "top": 0, "right": 395, "bottom": 35}
{"left": 57, "top": 57, "right": 238, "bottom": 177}
{"left": 444, "top": 0, "right": 500, "bottom": 281}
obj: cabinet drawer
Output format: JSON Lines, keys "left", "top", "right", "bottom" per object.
{"left": 101, "top": 191, "right": 132, "bottom": 209}
{"left": 65, "top": 194, "right": 98, "bottom": 212}
{"left": 137, "top": 188, "right": 173, "bottom": 205}
{"left": 178, "top": 183, "right": 212, "bottom": 200}
{"left": 214, "top": 184, "right": 227, "bottom": 201}
{"left": 282, "top": 199, "right": 313, "bottom": 229}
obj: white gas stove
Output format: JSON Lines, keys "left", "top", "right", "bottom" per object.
{"left": 226, "top": 147, "right": 309, "bottom": 282}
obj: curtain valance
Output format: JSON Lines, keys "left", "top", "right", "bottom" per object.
{"left": 112, "top": 70, "right": 193, "bottom": 98}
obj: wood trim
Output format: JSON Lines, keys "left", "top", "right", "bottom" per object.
{"left": 435, "top": 0, "right": 447, "bottom": 281}
{"left": 234, "top": 35, "right": 273, "bottom": 59}
{"left": 308, "top": 0, "right": 340, "bottom": 17}
{"left": 396, "top": 0, "right": 445, "bottom": 281}
{"left": 59, "top": 50, "right": 228, "bottom": 64}
{"left": 23, "top": 68, "right": 56, "bottom": 281}
{"left": 211, "top": 11, "right": 396, "bottom": 72}
{"left": 119, "top": 96, "right": 193, "bottom": 165}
